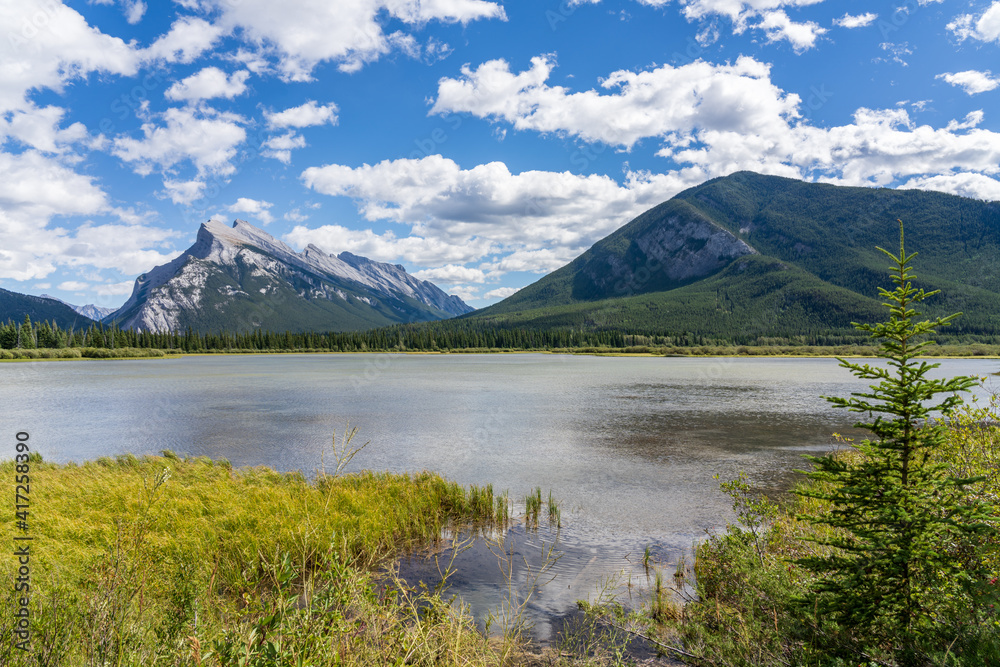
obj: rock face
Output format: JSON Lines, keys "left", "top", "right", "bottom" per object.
{"left": 107, "top": 219, "right": 473, "bottom": 333}
{"left": 573, "top": 205, "right": 757, "bottom": 299}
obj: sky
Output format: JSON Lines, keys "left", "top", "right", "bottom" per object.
{"left": 2, "top": 0, "right": 1000, "bottom": 311}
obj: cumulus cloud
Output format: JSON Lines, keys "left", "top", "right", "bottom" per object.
{"left": 431, "top": 55, "right": 800, "bottom": 149}
{"left": 0, "top": 105, "right": 89, "bottom": 154}
{"left": 124, "top": 0, "right": 146, "bottom": 24}
{"left": 229, "top": 197, "right": 275, "bottom": 224}
{"left": 948, "top": 1, "right": 1000, "bottom": 43}
{"left": 296, "top": 155, "right": 703, "bottom": 271}
{"left": 284, "top": 223, "right": 499, "bottom": 266}
{"left": 433, "top": 55, "right": 1000, "bottom": 193}
{"left": 161, "top": 178, "right": 206, "bottom": 205}
{"left": 900, "top": 172, "right": 1000, "bottom": 201}
{"left": 412, "top": 265, "right": 487, "bottom": 283}
{"left": 484, "top": 286, "right": 519, "bottom": 300}
{"left": 261, "top": 132, "right": 307, "bottom": 163}
{"left": 111, "top": 106, "right": 246, "bottom": 177}
{"left": 0, "top": 151, "right": 179, "bottom": 282}
{"left": 94, "top": 281, "right": 136, "bottom": 296}
{"left": 192, "top": 0, "right": 506, "bottom": 80}
{"left": 832, "top": 12, "right": 876, "bottom": 29}
{"left": 265, "top": 101, "right": 339, "bottom": 129}
{"left": 756, "top": 10, "right": 827, "bottom": 51}
{"left": 0, "top": 1, "right": 140, "bottom": 113}
{"left": 165, "top": 67, "right": 250, "bottom": 102}
{"left": 142, "top": 16, "right": 227, "bottom": 64}
{"left": 937, "top": 70, "right": 1000, "bottom": 95}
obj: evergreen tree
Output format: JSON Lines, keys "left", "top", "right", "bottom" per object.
{"left": 18, "top": 315, "right": 35, "bottom": 349}
{"left": 796, "top": 222, "right": 996, "bottom": 664}
{"left": 0, "top": 321, "right": 17, "bottom": 349}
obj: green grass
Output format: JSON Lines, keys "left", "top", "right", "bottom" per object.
{"left": 0, "top": 454, "right": 542, "bottom": 666}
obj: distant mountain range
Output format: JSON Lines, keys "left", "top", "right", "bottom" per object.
{"left": 466, "top": 171, "right": 1000, "bottom": 340}
{"left": 105, "top": 219, "right": 473, "bottom": 333}
{"left": 0, "top": 289, "right": 97, "bottom": 330}
{"left": 40, "top": 295, "right": 116, "bottom": 322}
{"left": 4, "top": 173, "right": 998, "bottom": 344}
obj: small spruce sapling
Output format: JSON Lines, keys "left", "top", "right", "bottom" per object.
{"left": 795, "top": 221, "right": 995, "bottom": 665}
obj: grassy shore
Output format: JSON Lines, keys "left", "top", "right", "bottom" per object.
{"left": 622, "top": 392, "right": 1000, "bottom": 665}
{"left": 0, "top": 453, "right": 547, "bottom": 666}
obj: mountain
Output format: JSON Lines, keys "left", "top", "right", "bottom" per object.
{"left": 0, "top": 289, "right": 98, "bottom": 330}
{"left": 468, "top": 171, "right": 1000, "bottom": 340}
{"left": 107, "top": 219, "right": 473, "bottom": 333}
{"left": 40, "top": 295, "right": 116, "bottom": 322}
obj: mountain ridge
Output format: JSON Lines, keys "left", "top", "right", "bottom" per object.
{"left": 0, "top": 289, "right": 98, "bottom": 330}
{"left": 107, "top": 219, "right": 472, "bottom": 333}
{"left": 465, "top": 171, "right": 1000, "bottom": 340}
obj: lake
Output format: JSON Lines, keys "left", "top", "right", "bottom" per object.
{"left": 3, "top": 353, "right": 995, "bottom": 641}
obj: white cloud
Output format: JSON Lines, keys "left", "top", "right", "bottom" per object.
{"left": 412, "top": 265, "right": 487, "bottom": 283}
{"left": 265, "top": 101, "right": 339, "bottom": 129}
{"left": 124, "top": 0, "right": 146, "bottom": 24}
{"left": 142, "top": 16, "right": 226, "bottom": 64}
{"left": 484, "top": 286, "right": 519, "bottom": 300}
{"left": 94, "top": 281, "right": 136, "bottom": 296}
{"left": 0, "top": 150, "right": 107, "bottom": 224}
{"left": 900, "top": 172, "right": 1000, "bottom": 201}
{"left": 57, "top": 280, "right": 89, "bottom": 291}
{"left": 285, "top": 223, "right": 498, "bottom": 266}
{"left": 261, "top": 132, "right": 307, "bottom": 163}
{"left": 165, "top": 67, "right": 250, "bottom": 102}
{"left": 229, "top": 197, "right": 274, "bottom": 224}
{"left": 832, "top": 12, "right": 876, "bottom": 29}
{"left": 877, "top": 41, "right": 913, "bottom": 67}
{"left": 284, "top": 208, "right": 308, "bottom": 223}
{"left": 162, "top": 178, "right": 206, "bottom": 205}
{"left": 297, "top": 155, "right": 704, "bottom": 272}
{"left": 937, "top": 70, "right": 1000, "bottom": 95}
{"left": 583, "top": 0, "right": 829, "bottom": 51}
{"left": 757, "top": 10, "right": 827, "bottom": 51}
{"left": 0, "top": 105, "right": 89, "bottom": 153}
{"left": 196, "top": 0, "right": 506, "bottom": 80}
{"left": 60, "top": 223, "right": 182, "bottom": 275}
{"left": 0, "top": 1, "right": 140, "bottom": 113}
{"left": 111, "top": 106, "right": 246, "bottom": 177}
{"left": 0, "top": 151, "right": 181, "bottom": 282}
{"left": 948, "top": 1, "right": 1000, "bottom": 43}
{"left": 431, "top": 56, "right": 800, "bottom": 148}
{"left": 433, "top": 55, "right": 1000, "bottom": 193}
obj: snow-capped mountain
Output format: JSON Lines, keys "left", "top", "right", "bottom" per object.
{"left": 40, "top": 295, "right": 116, "bottom": 322}
{"left": 106, "top": 219, "right": 473, "bottom": 333}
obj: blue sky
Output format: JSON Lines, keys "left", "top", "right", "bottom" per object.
{"left": 2, "top": 0, "right": 999, "bottom": 311}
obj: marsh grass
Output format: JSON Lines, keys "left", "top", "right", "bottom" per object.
{"left": 0, "top": 454, "right": 535, "bottom": 666}
{"left": 0, "top": 347, "right": 166, "bottom": 360}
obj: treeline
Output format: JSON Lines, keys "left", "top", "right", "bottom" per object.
{"left": 4, "top": 314, "right": 999, "bottom": 355}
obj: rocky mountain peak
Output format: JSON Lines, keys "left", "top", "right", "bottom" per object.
{"left": 105, "top": 219, "right": 473, "bottom": 333}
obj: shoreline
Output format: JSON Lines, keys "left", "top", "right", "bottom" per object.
{"left": 3, "top": 345, "right": 1000, "bottom": 362}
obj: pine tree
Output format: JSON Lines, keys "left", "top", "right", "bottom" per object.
{"left": 796, "top": 222, "right": 996, "bottom": 664}
{"left": 0, "top": 321, "right": 17, "bottom": 349}
{"left": 18, "top": 315, "right": 35, "bottom": 349}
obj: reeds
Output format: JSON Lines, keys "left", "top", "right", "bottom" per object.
{"left": 0, "top": 454, "right": 533, "bottom": 666}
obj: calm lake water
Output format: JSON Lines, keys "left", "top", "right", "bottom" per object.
{"left": 3, "top": 353, "right": 996, "bottom": 642}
